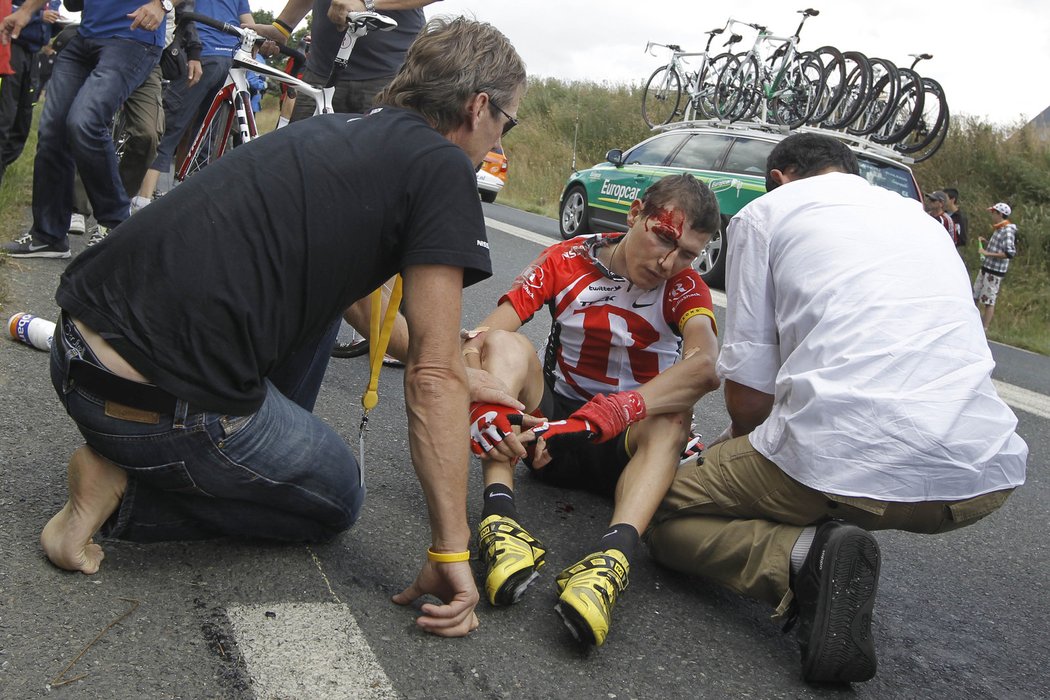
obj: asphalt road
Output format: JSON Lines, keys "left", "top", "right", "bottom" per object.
{"left": 1, "top": 203, "right": 1047, "bottom": 699}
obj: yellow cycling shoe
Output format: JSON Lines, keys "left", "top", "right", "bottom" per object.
{"left": 555, "top": 549, "right": 630, "bottom": 646}
{"left": 476, "top": 514, "right": 547, "bottom": 606}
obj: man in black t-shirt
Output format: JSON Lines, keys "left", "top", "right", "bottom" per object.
{"left": 42, "top": 16, "right": 525, "bottom": 640}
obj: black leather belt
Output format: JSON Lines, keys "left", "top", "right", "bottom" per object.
{"left": 68, "top": 357, "right": 180, "bottom": 414}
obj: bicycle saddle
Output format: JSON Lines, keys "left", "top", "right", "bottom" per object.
{"left": 348, "top": 11, "right": 398, "bottom": 33}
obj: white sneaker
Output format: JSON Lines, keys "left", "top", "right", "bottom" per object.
{"left": 130, "top": 196, "right": 151, "bottom": 214}
{"left": 87, "top": 224, "right": 110, "bottom": 247}
{"left": 68, "top": 213, "right": 86, "bottom": 235}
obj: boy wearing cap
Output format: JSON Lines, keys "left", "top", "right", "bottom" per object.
{"left": 974, "top": 202, "right": 1017, "bottom": 330}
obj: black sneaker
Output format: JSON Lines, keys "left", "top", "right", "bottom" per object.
{"left": 2, "top": 234, "right": 71, "bottom": 259}
{"left": 793, "top": 521, "right": 880, "bottom": 683}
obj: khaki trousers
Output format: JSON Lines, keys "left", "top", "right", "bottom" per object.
{"left": 646, "top": 436, "right": 1013, "bottom": 619}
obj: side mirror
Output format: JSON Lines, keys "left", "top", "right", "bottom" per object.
{"left": 606, "top": 149, "right": 625, "bottom": 166}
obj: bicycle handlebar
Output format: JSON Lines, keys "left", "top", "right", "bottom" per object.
{"left": 178, "top": 11, "right": 304, "bottom": 61}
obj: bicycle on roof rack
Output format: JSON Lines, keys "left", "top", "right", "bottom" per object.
{"left": 713, "top": 8, "right": 825, "bottom": 129}
{"left": 640, "top": 23, "right": 743, "bottom": 127}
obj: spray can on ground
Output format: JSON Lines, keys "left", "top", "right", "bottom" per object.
{"left": 8, "top": 313, "right": 56, "bottom": 351}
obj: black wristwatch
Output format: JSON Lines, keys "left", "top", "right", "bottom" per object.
{"left": 160, "top": 0, "right": 174, "bottom": 13}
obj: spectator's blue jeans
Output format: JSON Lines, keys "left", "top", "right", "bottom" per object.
{"left": 50, "top": 315, "right": 363, "bottom": 543}
{"left": 30, "top": 35, "right": 160, "bottom": 245}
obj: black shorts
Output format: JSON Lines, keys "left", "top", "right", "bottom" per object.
{"left": 526, "top": 382, "right": 630, "bottom": 498}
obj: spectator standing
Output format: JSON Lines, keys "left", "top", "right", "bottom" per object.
{"left": 134, "top": 0, "right": 249, "bottom": 206}
{"left": 943, "top": 187, "right": 968, "bottom": 248}
{"left": 252, "top": 0, "right": 437, "bottom": 121}
{"left": 974, "top": 202, "right": 1017, "bottom": 330}
{"left": 0, "top": 0, "right": 59, "bottom": 186}
{"left": 923, "top": 190, "right": 956, "bottom": 243}
{"left": 647, "top": 134, "right": 1027, "bottom": 683}
{"left": 0, "top": 0, "right": 166, "bottom": 258}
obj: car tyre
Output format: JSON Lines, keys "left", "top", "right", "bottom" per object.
{"left": 559, "top": 185, "right": 591, "bottom": 239}
{"left": 480, "top": 189, "right": 497, "bottom": 203}
{"left": 695, "top": 214, "right": 730, "bottom": 289}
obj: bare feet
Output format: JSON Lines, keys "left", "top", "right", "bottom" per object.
{"left": 40, "top": 446, "right": 128, "bottom": 574}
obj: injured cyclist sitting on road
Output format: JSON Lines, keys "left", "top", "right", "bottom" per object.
{"left": 460, "top": 173, "right": 722, "bottom": 647}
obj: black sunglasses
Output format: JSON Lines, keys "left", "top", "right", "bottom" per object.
{"left": 488, "top": 97, "right": 519, "bottom": 136}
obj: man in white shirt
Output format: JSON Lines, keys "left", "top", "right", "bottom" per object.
{"left": 647, "top": 133, "right": 1028, "bottom": 684}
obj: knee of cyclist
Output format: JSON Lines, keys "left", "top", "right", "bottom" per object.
{"left": 480, "top": 329, "right": 532, "bottom": 363}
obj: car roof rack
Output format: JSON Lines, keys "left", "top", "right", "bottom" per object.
{"left": 652, "top": 119, "right": 915, "bottom": 165}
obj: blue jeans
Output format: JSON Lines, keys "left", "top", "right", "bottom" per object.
{"left": 50, "top": 315, "right": 364, "bottom": 543}
{"left": 151, "top": 55, "right": 232, "bottom": 172}
{"left": 30, "top": 34, "right": 160, "bottom": 245}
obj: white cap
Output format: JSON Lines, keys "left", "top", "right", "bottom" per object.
{"left": 988, "top": 202, "right": 1012, "bottom": 217}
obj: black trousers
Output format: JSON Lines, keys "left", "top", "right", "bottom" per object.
{"left": 0, "top": 42, "right": 36, "bottom": 184}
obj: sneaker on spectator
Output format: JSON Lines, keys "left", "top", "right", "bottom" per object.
{"left": 382, "top": 354, "right": 405, "bottom": 367}
{"left": 130, "top": 195, "right": 151, "bottom": 214}
{"left": 86, "top": 225, "right": 110, "bottom": 247}
{"left": 2, "top": 233, "right": 71, "bottom": 258}
{"left": 68, "top": 213, "right": 86, "bottom": 235}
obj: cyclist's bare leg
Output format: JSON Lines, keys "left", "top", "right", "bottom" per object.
{"left": 136, "top": 167, "right": 162, "bottom": 200}
{"left": 476, "top": 330, "right": 544, "bottom": 489}
{"left": 40, "top": 446, "right": 128, "bottom": 575}
{"left": 609, "top": 409, "right": 690, "bottom": 533}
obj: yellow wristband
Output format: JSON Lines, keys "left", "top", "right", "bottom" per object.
{"left": 427, "top": 548, "right": 470, "bottom": 563}
{"left": 271, "top": 20, "right": 291, "bottom": 39}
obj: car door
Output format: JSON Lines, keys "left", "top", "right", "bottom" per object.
{"left": 587, "top": 132, "right": 688, "bottom": 231}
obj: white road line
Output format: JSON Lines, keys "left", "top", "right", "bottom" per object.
{"left": 226, "top": 602, "right": 398, "bottom": 699}
{"left": 486, "top": 216, "right": 1046, "bottom": 418}
{"left": 993, "top": 380, "right": 1050, "bottom": 420}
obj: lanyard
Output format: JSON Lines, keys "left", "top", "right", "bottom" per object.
{"left": 358, "top": 275, "right": 404, "bottom": 477}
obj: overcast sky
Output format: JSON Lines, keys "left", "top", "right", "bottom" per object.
{"left": 261, "top": 0, "right": 1047, "bottom": 126}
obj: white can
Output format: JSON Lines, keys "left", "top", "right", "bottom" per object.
{"left": 8, "top": 312, "right": 57, "bottom": 351}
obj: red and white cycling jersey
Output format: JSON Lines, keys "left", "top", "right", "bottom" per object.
{"left": 500, "top": 233, "right": 717, "bottom": 402}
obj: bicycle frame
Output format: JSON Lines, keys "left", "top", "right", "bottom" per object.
{"left": 177, "top": 12, "right": 395, "bottom": 181}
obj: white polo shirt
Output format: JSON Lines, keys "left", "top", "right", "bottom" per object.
{"left": 719, "top": 172, "right": 1027, "bottom": 502}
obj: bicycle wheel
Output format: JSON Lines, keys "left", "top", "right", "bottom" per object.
{"left": 178, "top": 89, "right": 255, "bottom": 180}
{"left": 847, "top": 57, "right": 898, "bottom": 135}
{"left": 871, "top": 67, "right": 924, "bottom": 144}
{"left": 808, "top": 45, "right": 845, "bottom": 124}
{"left": 111, "top": 105, "right": 130, "bottom": 161}
{"left": 642, "top": 66, "right": 682, "bottom": 127}
{"left": 820, "top": 51, "right": 870, "bottom": 129}
{"left": 694, "top": 52, "right": 734, "bottom": 119}
{"left": 716, "top": 54, "right": 760, "bottom": 122}
{"left": 897, "top": 77, "right": 949, "bottom": 160}
{"left": 767, "top": 52, "right": 822, "bottom": 129}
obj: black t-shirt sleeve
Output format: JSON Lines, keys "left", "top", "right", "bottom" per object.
{"left": 399, "top": 144, "right": 493, "bottom": 287}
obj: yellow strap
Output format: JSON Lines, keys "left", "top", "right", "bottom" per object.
{"left": 362, "top": 275, "right": 403, "bottom": 411}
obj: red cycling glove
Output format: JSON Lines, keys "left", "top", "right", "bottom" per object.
{"left": 571, "top": 390, "right": 648, "bottom": 443}
{"left": 469, "top": 402, "right": 524, "bottom": 456}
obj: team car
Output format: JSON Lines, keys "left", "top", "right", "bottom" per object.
{"left": 558, "top": 121, "right": 921, "bottom": 288}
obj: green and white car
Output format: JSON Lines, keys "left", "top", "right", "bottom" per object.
{"left": 558, "top": 121, "right": 921, "bottom": 287}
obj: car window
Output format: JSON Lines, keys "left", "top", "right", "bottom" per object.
{"left": 858, "top": 156, "right": 920, "bottom": 200}
{"left": 669, "top": 134, "right": 734, "bottom": 170}
{"left": 624, "top": 134, "right": 688, "bottom": 166}
{"left": 723, "top": 137, "right": 776, "bottom": 175}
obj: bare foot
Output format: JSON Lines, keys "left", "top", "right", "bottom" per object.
{"left": 40, "top": 446, "right": 128, "bottom": 574}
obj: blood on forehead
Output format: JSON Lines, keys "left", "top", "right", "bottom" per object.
{"left": 650, "top": 207, "right": 685, "bottom": 241}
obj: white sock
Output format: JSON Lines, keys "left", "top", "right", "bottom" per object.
{"left": 790, "top": 526, "right": 818, "bottom": 574}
